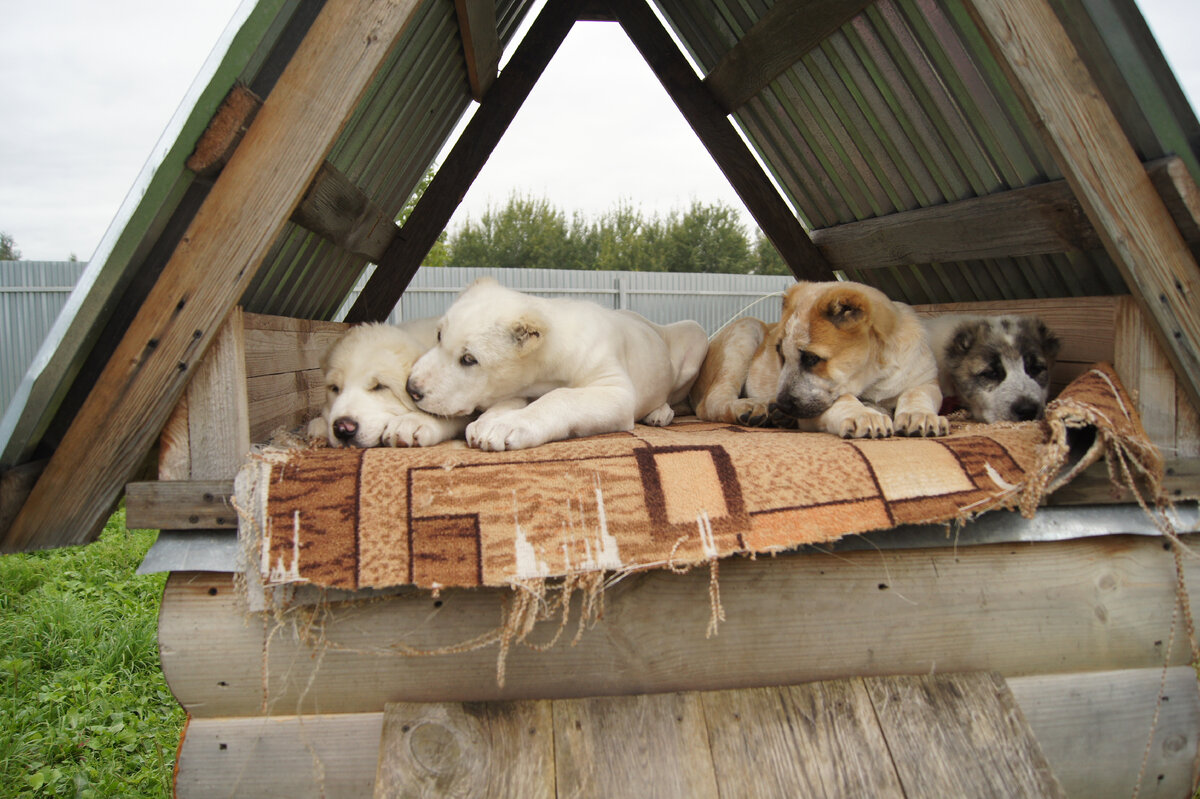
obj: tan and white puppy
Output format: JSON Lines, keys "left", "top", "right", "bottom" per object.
{"left": 405, "top": 277, "right": 709, "bottom": 451}
{"left": 308, "top": 319, "right": 468, "bottom": 448}
{"left": 691, "top": 280, "right": 948, "bottom": 438}
{"left": 924, "top": 314, "right": 1060, "bottom": 422}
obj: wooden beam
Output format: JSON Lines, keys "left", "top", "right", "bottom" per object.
{"left": 965, "top": 0, "right": 1200, "bottom": 413}
{"left": 0, "top": 0, "right": 425, "bottom": 553}
{"left": 704, "top": 0, "right": 873, "bottom": 113}
{"left": 290, "top": 160, "right": 397, "bottom": 262}
{"left": 607, "top": 0, "right": 835, "bottom": 283}
{"left": 345, "top": 0, "right": 580, "bottom": 323}
{"left": 811, "top": 157, "right": 1200, "bottom": 271}
{"left": 125, "top": 481, "right": 237, "bottom": 530}
{"left": 455, "top": 0, "right": 501, "bottom": 102}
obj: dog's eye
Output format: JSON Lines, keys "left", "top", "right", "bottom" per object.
{"left": 437, "top": 330, "right": 442, "bottom": 343}
{"left": 799, "top": 350, "right": 823, "bottom": 370}
{"left": 979, "top": 360, "right": 1005, "bottom": 382}
{"left": 459, "top": 353, "right": 477, "bottom": 367}
{"left": 1024, "top": 354, "right": 1046, "bottom": 377}
{"left": 370, "top": 382, "right": 386, "bottom": 392}
{"left": 328, "top": 385, "right": 340, "bottom": 395}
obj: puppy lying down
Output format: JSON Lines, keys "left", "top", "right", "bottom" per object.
{"left": 405, "top": 277, "right": 709, "bottom": 451}
{"left": 308, "top": 319, "right": 467, "bottom": 448}
{"left": 923, "top": 314, "right": 1060, "bottom": 422}
{"left": 691, "top": 280, "right": 948, "bottom": 438}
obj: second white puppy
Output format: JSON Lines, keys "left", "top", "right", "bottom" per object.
{"left": 405, "top": 277, "right": 709, "bottom": 451}
{"left": 308, "top": 319, "right": 468, "bottom": 448}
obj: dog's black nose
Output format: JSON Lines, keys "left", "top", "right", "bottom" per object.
{"left": 332, "top": 417, "right": 358, "bottom": 441}
{"left": 406, "top": 377, "right": 423, "bottom": 403}
{"left": 1011, "top": 398, "right": 1040, "bottom": 421}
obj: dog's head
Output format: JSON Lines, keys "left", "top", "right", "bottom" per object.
{"left": 771, "top": 281, "right": 898, "bottom": 419}
{"left": 941, "top": 316, "right": 1060, "bottom": 422}
{"left": 314, "top": 323, "right": 425, "bottom": 447}
{"left": 406, "top": 277, "right": 547, "bottom": 417}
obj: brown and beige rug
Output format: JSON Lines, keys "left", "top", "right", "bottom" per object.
{"left": 236, "top": 363, "right": 1161, "bottom": 595}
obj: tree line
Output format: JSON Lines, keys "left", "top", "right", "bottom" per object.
{"left": 420, "top": 194, "right": 791, "bottom": 276}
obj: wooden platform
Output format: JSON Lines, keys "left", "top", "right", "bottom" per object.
{"left": 374, "top": 673, "right": 1063, "bottom": 798}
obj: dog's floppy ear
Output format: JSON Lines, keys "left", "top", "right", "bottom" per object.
{"left": 820, "top": 286, "right": 872, "bottom": 331}
{"left": 509, "top": 313, "right": 545, "bottom": 353}
{"left": 1036, "top": 319, "right": 1061, "bottom": 362}
{"left": 950, "top": 320, "right": 986, "bottom": 355}
{"left": 781, "top": 282, "right": 809, "bottom": 316}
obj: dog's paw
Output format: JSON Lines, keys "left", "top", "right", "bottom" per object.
{"left": 641, "top": 403, "right": 675, "bottom": 427}
{"left": 384, "top": 413, "right": 451, "bottom": 447}
{"left": 834, "top": 407, "right": 893, "bottom": 439}
{"left": 729, "top": 399, "right": 772, "bottom": 427}
{"left": 466, "top": 415, "right": 544, "bottom": 451}
{"left": 765, "top": 402, "right": 800, "bottom": 429}
{"left": 894, "top": 410, "right": 950, "bottom": 437}
{"left": 306, "top": 416, "right": 329, "bottom": 442}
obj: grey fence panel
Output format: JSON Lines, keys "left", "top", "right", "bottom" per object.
{"left": 340, "top": 266, "right": 794, "bottom": 334}
{"left": 1, "top": 261, "right": 87, "bottom": 417}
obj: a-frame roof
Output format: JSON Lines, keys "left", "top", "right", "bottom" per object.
{"left": 2, "top": 0, "right": 1198, "bottom": 552}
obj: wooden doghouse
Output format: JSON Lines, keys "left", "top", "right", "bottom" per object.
{"left": 2, "top": 0, "right": 1199, "bottom": 796}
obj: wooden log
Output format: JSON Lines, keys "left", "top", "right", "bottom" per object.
{"left": 454, "top": 0, "right": 500, "bottom": 102}
{"left": 608, "top": 0, "right": 835, "bottom": 284}
{"left": 160, "top": 535, "right": 1200, "bottom": 718}
{"left": 867, "top": 672, "right": 1064, "bottom": 798}
{"left": 1, "top": 0, "right": 426, "bottom": 552}
{"left": 965, "top": 0, "right": 1200, "bottom": 414}
{"left": 375, "top": 700, "right": 554, "bottom": 798}
{"left": 553, "top": 692, "right": 718, "bottom": 797}
{"left": 701, "top": 680, "right": 903, "bottom": 798}
{"left": 705, "top": 0, "right": 875, "bottom": 113}
{"left": 173, "top": 668, "right": 1200, "bottom": 798}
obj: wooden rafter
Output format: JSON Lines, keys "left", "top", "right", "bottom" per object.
{"left": 607, "top": 0, "right": 834, "bottom": 283}
{"left": 291, "top": 161, "right": 397, "bottom": 262}
{"left": 454, "top": 0, "right": 501, "bottom": 101}
{"left": 0, "top": 0, "right": 426, "bottom": 552}
{"left": 345, "top": 0, "right": 579, "bottom": 324}
{"left": 966, "top": 0, "right": 1200, "bottom": 412}
{"left": 812, "top": 157, "right": 1200, "bottom": 271}
{"left": 704, "top": 0, "right": 874, "bottom": 113}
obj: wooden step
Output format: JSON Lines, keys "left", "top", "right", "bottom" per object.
{"left": 373, "top": 672, "right": 1064, "bottom": 798}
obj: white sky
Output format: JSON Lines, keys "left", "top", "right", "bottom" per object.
{"left": 0, "top": 0, "right": 1197, "bottom": 262}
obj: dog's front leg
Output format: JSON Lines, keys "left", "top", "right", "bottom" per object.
{"left": 820, "top": 395, "right": 893, "bottom": 438}
{"left": 467, "top": 387, "right": 634, "bottom": 451}
{"left": 383, "top": 412, "right": 469, "bottom": 447}
{"left": 892, "top": 383, "right": 949, "bottom": 437}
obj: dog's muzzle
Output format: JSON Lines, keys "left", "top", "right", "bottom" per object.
{"left": 406, "top": 377, "right": 424, "bottom": 403}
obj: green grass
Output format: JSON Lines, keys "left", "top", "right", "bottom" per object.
{"left": 0, "top": 509, "right": 182, "bottom": 798}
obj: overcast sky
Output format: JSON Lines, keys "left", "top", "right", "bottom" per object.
{"left": 1, "top": 0, "right": 1197, "bottom": 262}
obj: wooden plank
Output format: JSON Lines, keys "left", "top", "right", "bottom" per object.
{"left": 553, "top": 692, "right": 719, "bottom": 798}
{"left": 867, "top": 672, "right": 1065, "bottom": 798}
{"left": 608, "top": 0, "right": 835, "bottom": 285}
{"left": 454, "top": 0, "right": 500, "bottom": 102}
{"left": 345, "top": 0, "right": 580, "bottom": 323}
{"left": 160, "top": 535, "right": 1200, "bottom": 718}
{"left": 177, "top": 713, "right": 384, "bottom": 799}
{"left": 1010, "top": 668, "right": 1200, "bottom": 799}
{"left": 157, "top": 394, "right": 191, "bottom": 481}
{"left": 247, "top": 368, "right": 324, "bottom": 442}
{"left": 965, "top": 0, "right": 1200, "bottom": 415}
{"left": 186, "top": 306, "right": 249, "bottom": 481}
{"left": 811, "top": 158, "right": 1200, "bottom": 271}
{"left": 1, "top": 0, "right": 425, "bottom": 553}
{"left": 1115, "top": 294, "right": 1178, "bottom": 453}
{"left": 1045, "top": 458, "right": 1199, "bottom": 506}
{"left": 125, "top": 480, "right": 237, "bottom": 530}
{"left": 375, "top": 700, "right": 554, "bottom": 798}
{"left": 242, "top": 312, "right": 346, "bottom": 379}
{"left": 705, "top": 0, "right": 874, "bottom": 113}
{"left": 290, "top": 160, "right": 397, "bottom": 262}
{"left": 702, "top": 681, "right": 904, "bottom": 798}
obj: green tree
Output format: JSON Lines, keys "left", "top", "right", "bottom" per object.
{"left": 448, "top": 194, "right": 584, "bottom": 270}
{"left": 752, "top": 230, "right": 791, "bottom": 276}
{"left": 580, "top": 201, "right": 665, "bottom": 272}
{"left": 659, "top": 201, "right": 752, "bottom": 274}
{"left": 397, "top": 164, "right": 450, "bottom": 267}
{"left": 0, "top": 232, "right": 21, "bottom": 260}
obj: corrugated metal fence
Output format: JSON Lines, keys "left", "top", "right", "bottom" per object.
{"left": 1, "top": 261, "right": 87, "bottom": 417}
{"left": 3, "top": 263, "right": 793, "bottom": 416}
{"left": 339, "top": 266, "right": 793, "bottom": 333}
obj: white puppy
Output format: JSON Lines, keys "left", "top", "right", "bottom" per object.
{"left": 308, "top": 319, "right": 468, "bottom": 448}
{"left": 923, "top": 314, "right": 1060, "bottom": 422}
{"left": 405, "top": 277, "right": 709, "bottom": 451}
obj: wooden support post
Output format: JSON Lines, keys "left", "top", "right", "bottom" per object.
{"left": 966, "top": 0, "right": 1200, "bottom": 413}
{"left": 0, "top": 0, "right": 425, "bottom": 552}
{"left": 704, "top": 0, "right": 873, "bottom": 113}
{"left": 345, "top": 0, "right": 579, "bottom": 323}
{"left": 607, "top": 0, "right": 835, "bottom": 283}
